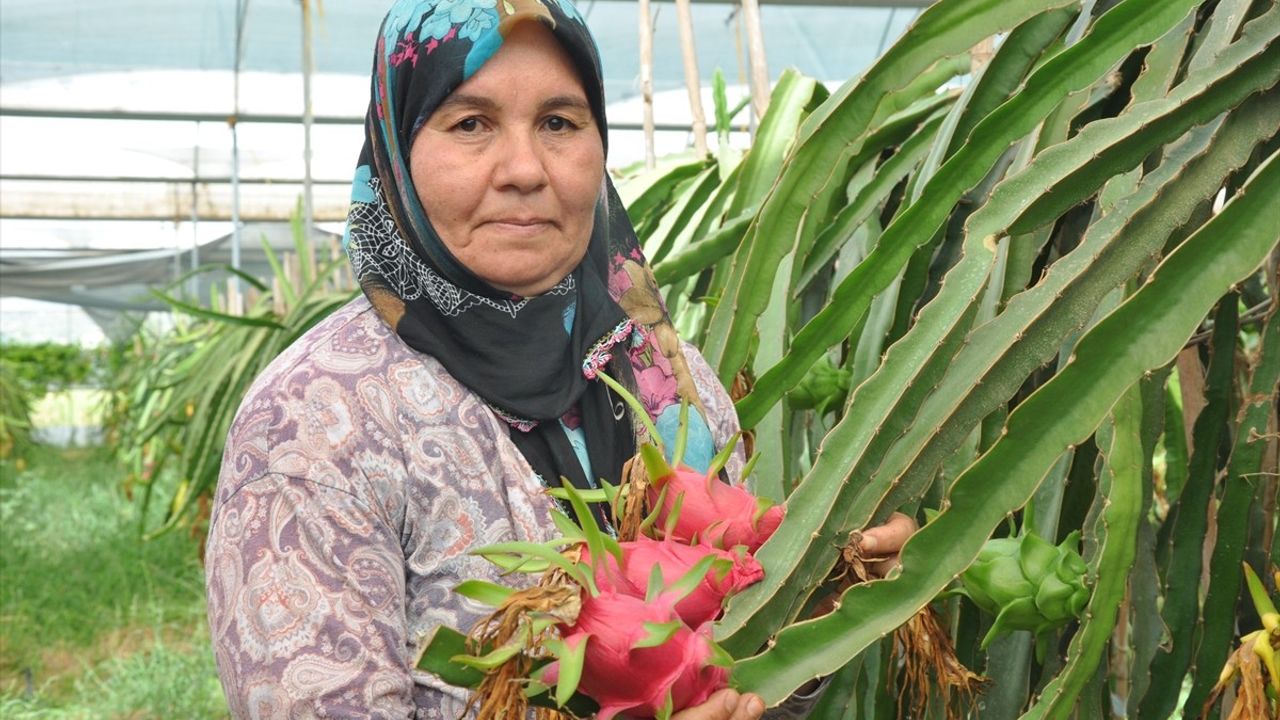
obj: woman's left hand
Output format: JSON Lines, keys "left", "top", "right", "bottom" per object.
{"left": 808, "top": 511, "right": 919, "bottom": 619}
{"left": 855, "top": 511, "right": 918, "bottom": 579}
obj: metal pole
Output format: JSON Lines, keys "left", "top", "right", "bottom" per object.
{"left": 190, "top": 124, "right": 201, "bottom": 298}
{"left": 231, "top": 122, "right": 241, "bottom": 270}
{"left": 673, "top": 0, "right": 708, "bottom": 157}
{"left": 638, "top": 0, "right": 656, "bottom": 169}
{"left": 300, "top": 0, "right": 315, "bottom": 247}
{"left": 230, "top": 0, "right": 249, "bottom": 292}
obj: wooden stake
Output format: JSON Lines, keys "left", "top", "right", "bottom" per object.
{"left": 272, "top": 276, "right": 285, "bottom": 317}
{"left": 740, "top": 0, "right": 770, "bottom": 121}
{"left": 673, "top": 0, "right": 708, "bottom": 157}
{"left": 227, "top": 276, "right": 243, "bottom": 316}
{"left": 637, "top": 0, "right": 657, "bottom": 169}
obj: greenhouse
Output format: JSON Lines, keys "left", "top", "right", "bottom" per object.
{"left": 1, "top": 0, "right": 1277, "bottom": 718}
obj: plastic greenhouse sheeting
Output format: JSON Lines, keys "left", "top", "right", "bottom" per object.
{"left": 0, "top": 223, "right": 341, "bottom": 312}
{"left": 0, "top": 0, "right": 923, "bottom": 341}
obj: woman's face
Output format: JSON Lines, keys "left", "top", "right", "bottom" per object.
{"left": 409, "top": 21, "right": 605, "bottom": 297}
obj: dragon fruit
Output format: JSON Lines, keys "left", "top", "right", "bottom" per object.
{"left": 640, "top": 444, "right": 784, "bottom": 552}
{"left": 547, "top": 588, "right": 731, "bottom": 720}
{"left": 960, "top": 529, "right": 1089, "bottom": 648}
{"left": 586, "top": 534, "right": 765, "bottom": 626}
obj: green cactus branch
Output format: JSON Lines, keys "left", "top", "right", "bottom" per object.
{"left": 1184, "top": 307, "right": 1280, "bottom": 715}
{"left": 728, "top": 151, "right": 1280, "bottom": 704}
{"left": 703, "top": 0, "right": 1080, "bottom": 381}
{"left": 1019, "top": 382, "right": 1145, "bottom": 720}
{"left": 734, "top": 0, "right": 1218, "bottom": 427}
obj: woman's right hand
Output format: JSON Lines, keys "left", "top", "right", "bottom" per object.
{"left": 670, "top": 688, "right": 766, "bottom": 720}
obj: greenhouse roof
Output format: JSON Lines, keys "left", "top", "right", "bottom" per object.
{"left": 2, "top": 0, "right": 925, "bottom": 196}
{"left": 0, "top": 0, "right": 927, "bottom": 343}
{"left": 2, "top": 0, "right": 924, "bottom": 94}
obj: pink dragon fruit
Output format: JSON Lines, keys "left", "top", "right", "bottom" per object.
{"left": 641, "top": 446, "right": 785, "bottom": 553}
{"left": 585, "top": 534, "right": 765, "bottom": 626}
{"left": 550, "top": 588, "right": 730, "bottom": 720}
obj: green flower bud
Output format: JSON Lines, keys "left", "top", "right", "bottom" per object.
{"left": 964, "top": 538, "right": 1035, "bottom": 611}
{"left": 787, "top": 357, "right": 851, "bottom": 415}
{"left": 1017, "top": 532, "right": 1060, "bottom": 585}
{"left": 960, "top": 530, "right": 1090, "bottom": 648}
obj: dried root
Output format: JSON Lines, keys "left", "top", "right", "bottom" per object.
{"left": 837, "top": 531, "right": 881, "bottom": 585}
{"left": 465, "top": 556, "right": 584, "bottom": 720}
{"left": 533, "top": 707, "right": 577, "bottom": 720}
{"left": 893, "top": 604, "right": 986, "bottom": 719}
{"left": 836, "top": 534, "right": 986, "bottom": 720}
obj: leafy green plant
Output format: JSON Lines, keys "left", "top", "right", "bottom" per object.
{"left": 105, "top": 208, "right": 355, "bottom": 537}
{"left": 0, "top": 360, "right": 34, "bottom": 462}
{"left": 0, "top": 343, "right": 95, "bottom": 391}
{"left": 619, "top": 0, "right": 1278, "bottom": 716}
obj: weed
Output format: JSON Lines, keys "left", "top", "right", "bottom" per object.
{"left": 0, "top": 448, "right": 219, "bottom": 716}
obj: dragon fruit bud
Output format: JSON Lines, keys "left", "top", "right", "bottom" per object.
{"left": 646, "top": 462, "right": 784, "bottom": 552}
{"left": 557, "top": 589, "right": 729, "bottom": 720}
{"left": 586, "top": 534, "right": 764, "bottom": 626}
{"left": 961, "top": 530, "right": 1090, "bottom": 647}
{"left": 787, "top": 356, "right": 852, "bottom": 415}
{"left": 960, "top": 538, "right": 1034, "bottom": 611}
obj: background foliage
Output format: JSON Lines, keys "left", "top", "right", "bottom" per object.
{"left": 620, "top": 0, "right": 1279, "bottom": 716}
{"left": 0, "top": 343, "right": 99, "bottom": 391}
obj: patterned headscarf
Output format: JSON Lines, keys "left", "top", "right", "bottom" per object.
{"left": 343, "top": 0, "right": 717, "bottom": 507}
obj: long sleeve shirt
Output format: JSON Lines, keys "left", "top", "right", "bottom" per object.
{"left": 206, "top": 295, "right": 782, "bottom": 719}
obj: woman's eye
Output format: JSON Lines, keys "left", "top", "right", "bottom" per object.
{"left": 456, "top": 117, "right": 481, "bottom": 132}
{"left": 545, "top": 116, "right": 574, "bottom": 132}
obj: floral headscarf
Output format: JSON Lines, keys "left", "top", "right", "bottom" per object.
{"left": 343, "top": 0, "right": 717, "bottom": 512}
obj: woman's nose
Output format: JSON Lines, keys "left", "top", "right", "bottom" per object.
{"left": 493, "top": 130, "right": 550, "bottom": 192}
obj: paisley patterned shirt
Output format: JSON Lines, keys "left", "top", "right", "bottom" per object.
{"left": 207, "top": 296, "right": 831, "bottom": 719}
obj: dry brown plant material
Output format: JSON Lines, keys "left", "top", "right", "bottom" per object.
{"left": 893, "top": 604, "right": 986, "bottom": 719}
{"left": 465, "top": 553, "right": 584, "bottom": 720}
{"left": 533, "top": 707, "right": 577, "bottom": 720}
{"left": 616, "top": 454, "right": 650, "bottom": 542}
{"left": 1201, "top": 633, "right": 1277, "bottom": 720}
{"left": 728, "top": 371, "right": 756, "bottom": 458}
{"left": 837, "top": 533, "right": 986, "bottom": 720}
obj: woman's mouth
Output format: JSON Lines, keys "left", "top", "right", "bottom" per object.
{"left": 485, "top": 218, "right": 554, "bottom": 234}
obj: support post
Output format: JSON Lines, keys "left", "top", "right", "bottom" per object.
{"left": 740, "top": 0, "right": 770, "bottom": 121}
{"left": 673, "top": 0, "right": 708, "bottom": 157}
{"left": 638, "top": 0, "right": 657, "bottom": 169}
{"left": 300, "top": 0, "right": 317, "bottom": 271}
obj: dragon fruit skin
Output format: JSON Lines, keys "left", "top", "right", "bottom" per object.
{"left": 556, "top": 589, "right": 729, "bottom": 720}
{"left": 585, "top": 534, "right": 765, "bottom": 626}
{"left": 648, "top": 464, "right": 785, "bottom": 553}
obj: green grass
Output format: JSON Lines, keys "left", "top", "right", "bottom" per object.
{"left": 0, "top": 639, "right": 226, "bottom": 720}
{"left": 0, "top": 448, "right": 227, "bottom": 718}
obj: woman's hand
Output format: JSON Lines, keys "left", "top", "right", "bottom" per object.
{"left": 809, "top": 511, "right": 920, "bottom": 619}
{"left": 661, "top": 515, "right": 919, "bottom": 719}
{"left": 670, "top": 688, "right": 766, "bottom": 720}
{"left": 856, "top": 511, "right": 918, "bottom": 578}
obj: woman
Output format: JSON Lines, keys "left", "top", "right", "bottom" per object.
{"left": 204, "top": 1, "right": 913, "bottom": 718}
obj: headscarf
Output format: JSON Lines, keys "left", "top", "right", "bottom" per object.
{"left": 343, "top": 0, "right": 718, "bottom": 516}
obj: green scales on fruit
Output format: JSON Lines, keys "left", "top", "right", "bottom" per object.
{"left": 959, "top": 530, "right": 1089, "bottom": 653}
